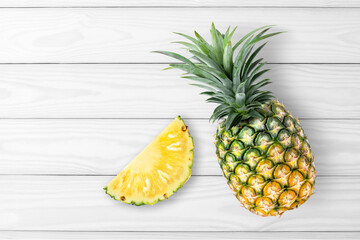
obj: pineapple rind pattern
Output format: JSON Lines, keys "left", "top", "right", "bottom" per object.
{"left": 215, "top": 100, "right": 316, "bottom": 217}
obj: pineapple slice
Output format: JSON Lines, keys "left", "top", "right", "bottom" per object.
{"left": 104, "top": 116, "right": 194, "bottom": 205}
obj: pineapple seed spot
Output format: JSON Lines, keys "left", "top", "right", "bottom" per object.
{"left": 163, "top": 194, "right": 168, "bottom": 199}
{"left": 181, "top": 125, "right": 188, "bottom": 132}
{"left": 120, "top": 196, "right": 126, "bottom": 201}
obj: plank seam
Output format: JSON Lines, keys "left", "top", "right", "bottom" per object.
{"left": 0, "top": 6, "right": 359, "bottom": 9}
{"left": 0, "top": 118, "right": 359, "bottom": 120}
{"left": 0, "top": 174, "right": 356, "bottom": 177}
{"left": 1, "top": 230, "right": 360, "bottom": 233}
{"left": 0, "top": 62, "right": 360, "bottom": 65}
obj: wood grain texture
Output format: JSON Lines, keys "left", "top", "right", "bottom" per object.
{"left": 0, "top": 119, "right": 358, "bottom": 176}
{"left": 1, "top": 0, "right": 360, "bottom": 7}
{"left": 0, "top": 9, "right": 359, "bottom": 63}
{"left": 0, "top": 175, "right": 359, "bottom": 231}
{"left": 1, "top": 64, "right": 360, "bottom": 118}
{"left": 1, "top": 231, "right": 359, "bottom": 240}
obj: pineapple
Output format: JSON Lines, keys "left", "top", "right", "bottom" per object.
{"left": 157, "top": 24, "right": 316, "bottom": 216}
{"left": 105, "top": 116, "right": 194, "bottom": 205}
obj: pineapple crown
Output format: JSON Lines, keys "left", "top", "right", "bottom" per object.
{"left": 155, "top": 23, "right": 282, "bottom": 129}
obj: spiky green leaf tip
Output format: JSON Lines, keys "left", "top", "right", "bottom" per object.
{"left": 155, "top": 23, "right": 282, "bottom": 129}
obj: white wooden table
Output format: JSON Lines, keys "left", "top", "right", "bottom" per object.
{"left": 1, "top": 1, "right": 360, "bottom": 239}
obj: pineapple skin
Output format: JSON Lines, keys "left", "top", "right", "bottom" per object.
{"left": 215, "top": 100, "right": 316, "bottom": 217}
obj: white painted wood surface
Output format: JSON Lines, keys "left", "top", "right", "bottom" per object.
{"left": 1, "top": 64, "right": 360, "bottom": 118}
{"left": 0, "top": 119, "right": 358, "bottom": 176}
{"left": 1, "top": 231, "right": 360, "bottom": 240}
{"left": 0, "top": 9, "right": 359, "bottom": 63}
{"left": 1, "top": 0, "right": 360, "bottom": 7}
{"left": 0, "top": 1, "right": 359, "bottom": 239}
{"left": 0, "top": 176, "right": 359, "bottom": 231}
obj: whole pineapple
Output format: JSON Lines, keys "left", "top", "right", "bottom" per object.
{"left": 157, "top": 24, "right": 316, "bottom": 217}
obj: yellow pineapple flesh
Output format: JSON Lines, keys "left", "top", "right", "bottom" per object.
{"left": 105, "top": 116, "right": 194, "bottom": 205}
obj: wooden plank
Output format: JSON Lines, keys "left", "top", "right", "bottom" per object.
{"left": 0, "top": 9, "right": 359, "bottom": 63}
{"left": 0, "top": 175, "right": 359, "bottom": 231}
{"left": 0, "top": 0, "right": 360, "bottom": 7}
{"left": 0, "top": 119, "right": 358, "bottom": 176}
{"left": 1, "top": 64, "right": 359, "bottom": 118}
{"left": 1, "top": 231, "right": 359, "bottom": 240}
